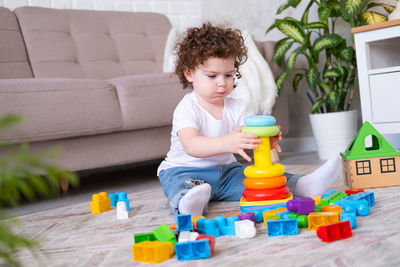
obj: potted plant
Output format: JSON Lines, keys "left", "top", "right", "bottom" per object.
{"left": 268, "top": 0, "right": 395, "bottom": 159}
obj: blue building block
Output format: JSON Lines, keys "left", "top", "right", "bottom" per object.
{"left": 323, "top": 190, "right": 337, "bottom": 198}
{"left": 108, "top": 192, "right": 130, "bottom": 211}
{"left": 340, "top": 212, "right": 357, "bottom": 229}
{"left": 275, "top": 210, "right": 292, "bottom": 219}
{"left": 345, "top": 192, "right": 375, "bottom": 207}
{"left": 196, "top": 218, "right": 220, "bottom": 237}
{"left": 214, "top": 215, "right": 238, "bottom": 236}
{"left": 267, "top": 218, "right": 298, "bottom": 236}
{"left": 175, "top": 239, "right": 211, "bottom": 261}
{"left": 335, "top": 199, "right": 369, "bottom": 216}
{"left": 176, "top": 214, "right": 193, "bottom": 232}
{"left": 108, "top": 192, "right": 121, "bottom": 207}
{"left": 240, "top": 203, "right": 287, "bottom": 223}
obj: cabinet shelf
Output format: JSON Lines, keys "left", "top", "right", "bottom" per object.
{"left": 368, "top": 66, "right": 400, "bottom": 76}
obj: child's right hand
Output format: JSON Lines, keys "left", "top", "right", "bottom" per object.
{"left": 224, "top": 127, "right": 261, "bottom": 162}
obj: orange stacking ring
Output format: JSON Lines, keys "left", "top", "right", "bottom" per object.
{"left": 242, "top": 186, "right": 290, "bottom": 201}
{"left": 243, "top": 175, "right": 287, "bottom": 189}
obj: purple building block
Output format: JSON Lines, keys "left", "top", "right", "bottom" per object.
{"left": 286, "top": 197, "right": 315, "bottom": 215}
{"left": 238, "top": 212, "right": 256, "bottom": 224}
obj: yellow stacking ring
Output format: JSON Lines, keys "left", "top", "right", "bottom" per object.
{"left": 241, "top": 125, "right": 280, "bottom": 137}
{"left": 244, "top": 163, "right": 285, "bottom": 178}
{"left": 243, "top": 175, "right": 287, "bottom": 189}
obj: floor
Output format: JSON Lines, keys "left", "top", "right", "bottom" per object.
{"left": 6, "top": 151, "right": 400, "bottom": 266}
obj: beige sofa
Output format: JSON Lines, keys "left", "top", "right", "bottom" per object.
{"left": 0, "top": 6, "right": 287, "bottom": 172}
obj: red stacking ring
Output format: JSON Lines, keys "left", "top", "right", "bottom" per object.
{"left": 242, "top": 186, "right": 290, "bottom": 201}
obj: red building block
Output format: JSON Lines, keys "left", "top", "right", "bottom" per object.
{"left": 345, "top": 189, "right": 364, "bottom": 196}
{"left": 316, "top": 221, "right": 352, "bottom": 242}
{"left": 196, "top": 234, "right": 216, "bottom": 254}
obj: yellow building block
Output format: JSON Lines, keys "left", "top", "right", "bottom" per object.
{"left": 132, "top": 241, "right": 174, "bottom": 263}
{"left": 311, "top": 196, "right": 321, "bottom": 205}
{"left": 262, "top": 208, "right": 287, "bottom": 226}
{"left": 90, "top": 192, "right": 111, "bottom": 214}
{"left": 307, "top": 212, "right": 340, "bottom": 231}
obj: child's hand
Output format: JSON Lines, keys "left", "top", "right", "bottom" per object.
{"left": 224, "top": 127, "right": 261, "bottom": 162}
{"left": 270, "top": 125, "right": 282, "bottom": 153}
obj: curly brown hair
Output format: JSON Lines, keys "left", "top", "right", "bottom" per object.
{"left": 174, "top": 23, "right": 248, "bottom": 89}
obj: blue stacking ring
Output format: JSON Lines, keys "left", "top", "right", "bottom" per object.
{"left": 244, "top": 115, "right": 276, "bottom": 127}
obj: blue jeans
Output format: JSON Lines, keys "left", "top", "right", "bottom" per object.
{"left": 158, "top": 161, "right": 303, "bottom": 214}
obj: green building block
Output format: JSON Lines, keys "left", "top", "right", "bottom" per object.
{"left": 321, "top": 192, "right": 348, "bottom": 206}
{"left": 134, "top": 232, "right": 156, "bottom": 244}
{"left": 152, "top": 223, "right": 176, "bottom": 244}
{"left": 315, "top": 205, "right": 321, "bottom": 212}
{"left": 288, "top": 213, "right": 308, "bottom": 228}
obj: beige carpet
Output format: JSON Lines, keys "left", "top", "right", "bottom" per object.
{"left": 8, "top": 154, "right": 400, "bottom": 266}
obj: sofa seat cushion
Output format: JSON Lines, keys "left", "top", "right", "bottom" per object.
{"left": 0, "top": 78, "right": 122, "bottom": 143}
{"left": 109, "top": 72, "right": 185, "bottom": 130}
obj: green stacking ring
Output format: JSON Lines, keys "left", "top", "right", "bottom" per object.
{"left": 241, "top": 125, "right": 280, "bottom": 137}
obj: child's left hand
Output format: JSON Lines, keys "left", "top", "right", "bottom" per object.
{"left": 270, "top": 125, "right": 282, "bottom": 153}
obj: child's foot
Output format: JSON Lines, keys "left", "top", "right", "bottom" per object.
{"left": 294, "top": 156, "right": 342, "bottom": 197}
{"left": 178, "top": 183, "right": 211, "bottom": 216}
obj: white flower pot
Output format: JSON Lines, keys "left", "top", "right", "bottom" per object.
{"left": 309, "top": 110, "right": 358, "bottom": 160}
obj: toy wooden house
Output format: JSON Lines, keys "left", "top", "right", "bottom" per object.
{"left": 341, "top": 121, "right": 400, "bottom": 189}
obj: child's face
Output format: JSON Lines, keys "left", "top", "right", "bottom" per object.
{"left": 184, "top": 57, "right": 235, "bottom": 105}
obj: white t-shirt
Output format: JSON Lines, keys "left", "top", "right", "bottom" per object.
{"left": 157, "top": 91, "right": 251, "bottom": 175}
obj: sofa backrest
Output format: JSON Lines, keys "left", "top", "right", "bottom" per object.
{"left": 0, "top": 7, "right": 33, "bottom": 79}
{"left": 14, "top": 6, "right": 171, "bottom": 79}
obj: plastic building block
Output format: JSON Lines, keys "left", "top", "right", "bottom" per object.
{"left": 109, "top": 192, "right": 130, "bottom": 211}
{"left": 323, "top": 190, "right": 337, "bottom": 198}
{"left": 176, "top": 214, "right": 193, "bottom": 231}
{"left": 335, "top": 199, "right": 370, "bottom": 216}
{"left": 321, "top": 192, "right": 348, "bottom": 206}
{"left": 340, "top": 212, "right": 357, "bottom": 229}
{"left": 174, "top": 239, "right": 211, "bottom": 261}
{"left": 312, "top": 196, "right": 321, "bottom": 205}
{"left": 262, "top": 207, "right": 287, "bottom": 226}
{"left": 240, "top": 203, "right": 287, "bottom": 223}
{"left": 264, "top": 215, "right": 281, "bottom": 225}
{"left": 275, "top": 210, "right": 292, "bottom": 219}
{"left": 308, "top": 212, "right": 340, "bottom": 231}
{"left": 238, "top": 212, "right": 256, "bottom": 224}
{"left": 321, "top": 205, "right": 343, "bottom": 213}
{"left": 134, "top": 233, "right": 156, "bottom": 244}
{"left": 178, "top": 231, "right": 199, "bottom": 243}
{"left": 288, "top": 213, "right": 308, "bottom": 228}
{"left": 235, "top": 219, "right": 256, "bottom": 239}
{"left": 195, "top": 218, "right": 220, "bottom": 237}
{"left": 192, "top": 216, "right": 204, "bottom": 229}
{"left": 267, "top": 218, "right": 298, "bottom": 236}
{"left": 287, "top": 197, "right": 315, "bottom": 214}
{"left": 90, "top": 192, "right": 111, "bottom": 214}
{"left": 315, "top": 205, "right": 321, "bottom": 212}
{"left": 153, "top": 223, "right": 177, "bottom": 244}
{"left": 214, "top": 215, "right": 238, "bottom": 236}
{"left": 132, "top": 241, "right": 174, "bottom": 263}
{"left": 316, "top": 221, "right": 352, "bottom": 242}
{"left": 196, "top": 235, "right": 216, "bottom": 254}
{"left": 345, "top": 189, "right": 364, "bottom": 196}
{"left": 345, "top": 192, "right": 375, "bottom": 207}
{"left": 116, "top": 201, "right": 128, "bottom": 220}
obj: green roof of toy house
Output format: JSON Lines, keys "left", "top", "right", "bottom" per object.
{"left": 340, "top": 121, "right": 400, "bottom": 160}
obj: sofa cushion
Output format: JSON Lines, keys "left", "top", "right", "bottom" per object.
{"left": 14, "top": 6, "right": 171, "bottom": 79}
{"left": 0, "top": 7, "right": 33, "bottom": 79}
{"left": 0, "top": 78, "right": 122, "bottom": 143}
{"left": 109, "top": 72, "right": 185, "bottom": 130}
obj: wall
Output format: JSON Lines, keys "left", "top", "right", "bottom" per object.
{"left": 1, "top": 0, "right": 397, "bottom": 152}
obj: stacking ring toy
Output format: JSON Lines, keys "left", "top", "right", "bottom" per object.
{"left": 244, "top": 115, "right": 276, "bottom": 127}
{"left": 243, "top": 175, "right": 287, "bottom": 189}
{"left": 244, "top": 163, "right": 285, "bottom": 178}
{"left": 241, "top": 126, "right": 280, "bottom": 137}
{"left": 242, "top": 186, "right": 290, "bottom": 201}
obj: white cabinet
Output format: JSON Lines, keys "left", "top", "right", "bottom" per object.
{"left": 353, "top": 20, "right": 400, "bottom": 137}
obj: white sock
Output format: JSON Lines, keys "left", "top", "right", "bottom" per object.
{"left": 178, "top": 183, "right": 211, "bottom": 216}
{"left": 294, "top": 156, "right": 342, "bottom": 197}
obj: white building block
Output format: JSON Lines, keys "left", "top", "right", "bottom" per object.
{"left": 235, "top": 219, "right": 256, "bottom": 239}
{"left": 178, "top": 231, "right": 199, "bottom": 243}
{"left": 116, "top": 201, "right": 129, "bottom": 220}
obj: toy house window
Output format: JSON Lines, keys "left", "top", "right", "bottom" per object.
{"left": 380, "top": 158, "right": 396, "bottom": 173}
{"left": 356, "top": 160, "right": 371, "bottom": 175}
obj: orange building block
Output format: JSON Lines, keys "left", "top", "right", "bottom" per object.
{"left": 308, "top": 212, "right": 340, "bottom": 231}
{"left": 262, "top": 207, "right": 287, "bottom": 226}
{"left": 90, "top": 192, "right": 111, "bottom": 214}
{"left": 321, "top": 205, "right": 343, "bottom": 213}
{"left": 132, "top": 241, "right": 174, "bottom": 263}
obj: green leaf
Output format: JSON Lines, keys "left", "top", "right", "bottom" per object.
{"left": 303, "top": 22, "right": 327, "bottom": 30}
{"left": 272, "top": 38, "right": 293, "bottom": 66}
{"left": 312, "top": 34, "right": 343, "bottom": 53}
{"left": 306, "top": 67, "right": 319, "bottom": 91}
{"left": 277, "top": 20, "right": 307, "bottom": 45}
{"left": 318, "top": 81, "right": 332, "bottom": 94}
{"left": 266, "top": 19, "right": 282, "bottom": 33}
{"left": 0, "top": 114, "right": 24, "bottom": 132}
{"left": 276, "top": 0, "right": 302, "bottom": 14}
{"left": 312, "top": 98, "right": 325, "bottom": 114}
{"left": 381, "top": 4, "right": 395, "bottom": 14}
{"left": 340, "top": 0, "right": 369, "bottom": 19}
{"left": 360, "top": 11, "right": 387, "bottom": 25}
{"left": 285, "top": 48, "right": 301, "bottom": 74}
{"left": 338, "top": 47, "right": 354, "bottom": 62}
{"left": 318, "top": 7, "right": 331, "bottom": 22}
{"left": 327, "top": 91, "right": 340, "bottom": 106}
{"left": 327, "top": 0, "right": 341, "bottom": 17}
{"left": 293, "top": 73, "right": 303, "bottom": 92}
{"left": 323, "top": 68, "right": 341, "bottom": 78}
{"left": 276, "top": 72, "right": 289, "bottom": 95}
